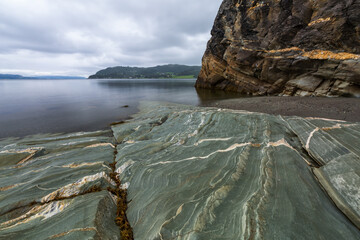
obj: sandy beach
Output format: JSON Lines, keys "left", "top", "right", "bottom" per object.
{"left": 201, "top": 97, "right": 360, "bottom": 122}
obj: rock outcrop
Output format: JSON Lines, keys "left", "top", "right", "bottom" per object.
{"left": 0, "top": 131, "right": 124, "bottom": 239}
{"left": 196, "top": 0, "right": 360, "bottom": 97}
{"left": 111, "top": 102, "right": 360, "bottom": 239}
{"left": 1, "top": 102, "right": 360, "bottom": 239}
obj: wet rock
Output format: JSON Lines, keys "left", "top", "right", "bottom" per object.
{"left": 196, "top": 0, "right": 360, "bottom": 97}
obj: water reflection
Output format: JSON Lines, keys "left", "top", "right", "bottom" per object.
{"left": 0, "top": 79, "right": 244, "bottom": 138}
{"left": 195, "top": 88, "right": 246, "bottom": 104}
{"left": 96, "top": 79, "right": 195, "bottom": 90}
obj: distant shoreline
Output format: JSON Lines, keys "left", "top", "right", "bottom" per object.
{"left": 88, "top": 76, "right": 197, "bottom": 79}
{"left": 0, "top": 73, "right": 85, "bottom": 80}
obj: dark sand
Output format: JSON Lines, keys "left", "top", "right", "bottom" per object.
{"left": 201, "top": 97, "right": 360, "bottom": 122}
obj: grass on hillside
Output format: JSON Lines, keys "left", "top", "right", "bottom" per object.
{"left": 173, "top": 75, "right": 197, "bottom": 79}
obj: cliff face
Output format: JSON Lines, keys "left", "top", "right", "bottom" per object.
{"left": 196, "top": 0, "right": 360, "bottom": 97}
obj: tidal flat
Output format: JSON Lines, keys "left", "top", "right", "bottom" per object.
{"left": 0, "top": 102, "right": 359, "bottom": 239}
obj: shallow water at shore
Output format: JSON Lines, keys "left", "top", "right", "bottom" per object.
{"left": 0, "top": 79, "right": 243, "bottom": 138}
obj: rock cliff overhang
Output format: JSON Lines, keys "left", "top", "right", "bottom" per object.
{"left": 196, "top": 0, "right": 360, "bottom": 97}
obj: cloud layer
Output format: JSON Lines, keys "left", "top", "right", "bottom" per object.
{"left": 0, "top": 0, "right": 221, "bottom": 76}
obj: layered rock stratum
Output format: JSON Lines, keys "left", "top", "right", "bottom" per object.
{"left": 0, "top": 131, "right": 122, "bottom": 239}
{"left": 196, "top": 0, "right": 360, "bottom": 97}
{"left": 0, "top": 102, "right": 359, "bottom": 239}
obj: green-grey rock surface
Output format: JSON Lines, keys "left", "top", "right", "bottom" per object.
{"left": 286, "top": 118, "right": 360, "bottom": 229}
{"left": 112, "top": 102, "right": 360, "bottom": 239}
{"left": 1, "top": 102, "right": 359, "bottom": 239}
{"left": 0, "top": 131, "right": 120, "bottom": 239}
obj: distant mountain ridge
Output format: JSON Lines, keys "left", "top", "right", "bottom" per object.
{"left": 0, "top": 74, "right": 85, "bottom": 79}
{"left": 88, "top": 64, "right": 201, "bottom": 79}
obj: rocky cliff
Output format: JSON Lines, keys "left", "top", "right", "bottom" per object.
{"left": 196, "top": 0, "right": 360, "bottom": 97}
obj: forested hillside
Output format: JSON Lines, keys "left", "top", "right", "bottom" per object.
{"left": 88, "top": 64, "right": 201, "bottom": 79}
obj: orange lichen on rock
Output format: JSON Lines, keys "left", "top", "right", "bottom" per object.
{"left": 302, "top": 50, "right": 360, "bottom": 60}
{"left": 308, "top": 17, "right": 332, "bottom": 26}
{"left": 235, "top": 45, "right": 360, "bottom": 61}
{"left": 264, "top": 47, "right": 360, "bottom": 60}
{"left": 248, "top": 3, "right": 266, "bottom": 12}
{"left": 265, "top": 47, "right": 303, "bottom": 53}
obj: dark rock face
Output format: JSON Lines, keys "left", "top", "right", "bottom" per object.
{"left": 196, "top": 0, "right": 360, "bottom": 97}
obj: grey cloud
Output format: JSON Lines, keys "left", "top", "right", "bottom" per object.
{"left": 0, "top": 0, "right": 221, "bottom": 76}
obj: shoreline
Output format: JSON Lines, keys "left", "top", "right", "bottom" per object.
{"left": 200, "top": 96, "right": 360, "bottom": 122}
{"left": 1, "top": 96, "right": 359, "bottom": 140}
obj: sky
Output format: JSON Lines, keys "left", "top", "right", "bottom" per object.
{"left": 0, "top": 0, "right": 221, "bottom": 77}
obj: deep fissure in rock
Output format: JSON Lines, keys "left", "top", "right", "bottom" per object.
{"left": 108, "top": 146, "right": 134, "bottom": 240}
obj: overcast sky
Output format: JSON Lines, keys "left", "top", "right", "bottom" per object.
{"left": 0, "top": 0, "right": 221, "bottom": 77}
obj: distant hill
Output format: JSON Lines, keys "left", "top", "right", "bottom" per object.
{"left": 0, "top": 74, "right": 85, "bottom": 80}
{"left": 30, "top": 76, "right": 86, "bottom": 80}
{"left": 88, "top": 64, "right": 201, "bottom": 79}
{"left": 0, "top": 74, "right": 30, "bottom": 79}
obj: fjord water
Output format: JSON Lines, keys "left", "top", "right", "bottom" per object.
{"left": 0, "top": 79, "right": 241, "bottom": 138}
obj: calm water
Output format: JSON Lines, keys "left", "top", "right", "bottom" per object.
{"left": 0, "top": 79, "right": 244, "bottom": 139}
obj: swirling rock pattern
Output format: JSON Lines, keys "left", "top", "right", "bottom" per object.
{"left": 195, "top": 0, "right": 360, "bottom": 97}
{"left": 112, "top": 102, "right": 360, "bottom": 239}
{"left": 0, "top": 131, "right": 120, "bottom": 239}
{"left": 0, "top": 103, "right": 359, "bottom": 239}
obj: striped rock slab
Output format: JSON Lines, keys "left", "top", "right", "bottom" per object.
{"left": 112, "top": 102, "right": 360, "bottom": 240}
{"left": 0, "top": 102, "right": 359, "bottom": 239}
{"left": 0, "top": 131, "right": 120, "bottom": 239}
